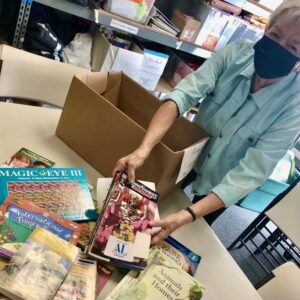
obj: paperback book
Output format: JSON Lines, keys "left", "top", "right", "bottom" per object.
{"left": 0, "top": 194, "right": 82, "bottom": 258}
{"left": 0, "top": 168, "right": 97, "bottom": 221}
{"left": 87, "top": 172, "right": 159, "bottom": 270}
{"left": 155, "top": 236, "right": 201, "bottom": 276}
{"left": 54, "top": 255, "right": 97, "bottom": 300}
{"left": 1, "top": 147, "right": 55, "bottom": 168}
{"left": 0, "top": 227, "right": 79, "bottom": 300}
{"left": 105, "top": 248, "right": 204, "bottom": 300}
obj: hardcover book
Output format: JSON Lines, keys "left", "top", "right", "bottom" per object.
{"left": 0, "top": 194, "right": 82, "bottom": 258}
{"left": 105, "top": 248, "right": 204, "bottom": 300}
{"left": 0, "top": 168, "right": 97, "bottom": 221}
{"left": 0, "top": 227, "right": 79, "bottom": 300}
{"left": 155, "top": 236, "right": 201, "bottom": 276}
{"left": 1, "top": 147, "right": 55, "bottom": 168}
{"left": 87, "top": 172, "right": 159, "bottom": 270}
{"left": 54, "top": 255, "right": 97, "bottom": 300}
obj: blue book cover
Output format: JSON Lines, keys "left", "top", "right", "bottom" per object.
{"left": 0, "top": 168, "right": 97, "bottom": 222}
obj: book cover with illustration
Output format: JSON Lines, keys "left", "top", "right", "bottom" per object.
{"left": 105, "top": 248, "right": 204, "bottom": 300}
{"left": 154, "top": 236, "right": 201, "bottom": 276}
{"left": 0, "top": 227, "right": 79, "bottom": 300}
{"left": 0, "top": 168, "right": 97, "bottom": 221}
{"left": 54, "top": 255, "right": 97, "bottom": 300}
{"left": 0, "top": 195, "right": 82, "bottom": 258}
{"left": 1, "top": 148, "right": 55, "bottom": 168}
{"left": 87, "top": 172, "right": 159, "bottom": 270}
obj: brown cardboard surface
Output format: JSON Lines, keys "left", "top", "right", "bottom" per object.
{"left": 56, "top": 71, "right": 208, "bottom": 197}
{"left": 171, "top": 10, "right": 201, "bottom": 43}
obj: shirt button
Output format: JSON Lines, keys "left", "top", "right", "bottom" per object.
{"left": 208, "top": 153, "right": 212, "bottom": 158}
{"left": 219, "top": 133, "right": 223, "bottom": 138}
{"left": 247, "top": 94, "right": 252, "bottom": 100}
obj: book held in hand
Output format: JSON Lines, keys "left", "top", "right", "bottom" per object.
{"left": 1, "top": 147, "right": 54, "bottom": 168}
{"left": 105, "top": 248, "right": 204, "bottom": 300}
{"left": 0, "top": 194, "right": 82, "bottom": 258}
{"left": 0, "top": 168, "right": 97, "bottom": 221}
{"left": 0, "top": 227, "right": 80, "bottom": 300}
{"left": 87, "top": 172, "right": 159, "bottom": 270}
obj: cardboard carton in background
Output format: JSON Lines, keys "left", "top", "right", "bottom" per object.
{"left": 171, "top": 10, "right": 201, "bottom": 43}
{"left": 56, "top": 71, "right": 209, "bottom": 198}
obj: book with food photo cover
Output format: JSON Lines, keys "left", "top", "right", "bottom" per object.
{"left": 1, "top": 147, "right": 55, "bottom": 168}
{"left": 0, "top": 227, "right": 80, "bottom": 300}
{"left": 105, "top": 248, "right": 204, "bottom": 300}
{"left": 0, "top": 168, "right": 97, "bottom": 221}
{"left": 154, "top": 236, "right": 201, "bottom": 276}
{"left": 87, "top": 172, "right": 159, "bottom": 270}
{"left": 0, "top": 194, "right": 82, "bottom": 258}
{"left": 53, "top": 255, "right": 97, "bottom": 300}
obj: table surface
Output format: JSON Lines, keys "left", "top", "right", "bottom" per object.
{"left": 0, "top": 102, "right": 262, "bottom": 300}
{"left": 266, "top": 181, "right": 300, "bottom": 249}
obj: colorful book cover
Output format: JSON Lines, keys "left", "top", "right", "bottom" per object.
{"left": 155, "top": 236, "right": 201, "bottom": 276}
{"left": 0, "top": 168, "right": 97, "bottom": 221}
{"left": 0, "top": 194, "right": 82, "bottom": 258}
{"left": 88, "top": 172, "right": 159, "bottom": 270}
{"left": 96, "top": 263, "right": 114, "bottom": 297}
{"left": 0, "top": 227, "right": 79, "bottom": 300}
{"left": 54, "top": 255, "right": 97, "bottom": 300}
{"left": 105, "top": 248, "right": 204, "bottom": 300}
{"left": 1, "top": 147, "right": 55, "bottom": 168}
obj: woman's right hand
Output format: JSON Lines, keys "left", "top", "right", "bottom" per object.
{"left": 112, "top": 148, "right": 149, "bottom": 182}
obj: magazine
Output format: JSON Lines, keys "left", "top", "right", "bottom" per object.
{"left": 155, "top": 236, "right": 201, "bottom": 276}
{"left": 95, "top": 263, "right": 114, "bottom": 297}
{"left": 54, "top": 255, "right": 97, "bottom": 300}
{"left": 0, "top": 227, "right": 79, "bottom": 300}
{"left": 87, "top": 172, "right": 159, "bottom": 270}
{"left": 0, "top": 194, "right": 82, "bottom": 258}
{"left": 0, "top": 168, "right": 97, "bottom": 221}
{"left": 105, "top": 248, "right": 204, "bottom": 300}
{"left": 1, "top": 147, "right": 55, "bottom": 168}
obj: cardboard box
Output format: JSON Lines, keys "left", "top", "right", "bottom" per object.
{"left": 171, "top": 10, "right": 201, "bottom": 43}
{"left": 56, "top": 71, "right": 209, "bottom": 198}
{"left": 91, "top": 32, "right": 168, "bottom": 91}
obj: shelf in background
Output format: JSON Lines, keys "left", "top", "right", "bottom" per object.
{"left": 244, "top": 0, "right": 272, "bottom": 18}
{"left": 32, "top": 0, "right": 213, "bottom": 59}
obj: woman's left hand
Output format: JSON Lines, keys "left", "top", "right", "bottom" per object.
{"left": 149, "top": 210, "right": 193, "bottom": 245}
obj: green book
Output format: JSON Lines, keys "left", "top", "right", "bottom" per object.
{"left": 105, "top": 248, "right": 204, "bottom": 300}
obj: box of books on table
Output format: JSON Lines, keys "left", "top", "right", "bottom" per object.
{"left": 87, "top": 172, "right": 159, "bottom": 270}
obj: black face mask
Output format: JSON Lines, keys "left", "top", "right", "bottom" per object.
{"left": 253, "top": 35, "right": 299, "bottom": 79}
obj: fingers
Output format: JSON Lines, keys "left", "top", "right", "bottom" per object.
{"left": 112, "top": 159, "right": 126, "bottom": 177}
{"left": 151, "top": 228, "right": 169, "bottom": 245}
{"left": 127, "top": 163, "right": 136, "bottom": 183}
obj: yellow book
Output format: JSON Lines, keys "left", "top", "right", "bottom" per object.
{"left": 0, "top": 227, "right": 79, "bottom": 300}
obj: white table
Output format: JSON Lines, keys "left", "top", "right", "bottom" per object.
{"left": 266, "top": 181, "right": 300, "bottom": 249}
{"left": 0, "top": 102, "right": 262, "bottom": 300}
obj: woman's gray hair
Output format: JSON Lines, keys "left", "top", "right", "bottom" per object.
{"left": 268, "top": 0, "right": 300, "bottom": 29}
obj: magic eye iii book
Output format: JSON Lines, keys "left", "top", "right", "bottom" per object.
{"left": 87, "top": 172, "right": 159, "bottom": 270}
{"left": 0, "top": 194, "right": 82, "bottom": 258}
{"left": 0, "top": 227, "right": 79, "bottom": 300}
{"left": 0, "top": 168, "right": 97, "bottom": 221}
{"left": 105, "top": 248, "right": 204, "bottom": 300}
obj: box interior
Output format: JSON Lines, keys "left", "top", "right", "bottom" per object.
{"left": 81, "top": 71, "right": 208, "bottom": 152}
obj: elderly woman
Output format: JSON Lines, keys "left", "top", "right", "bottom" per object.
{"left": 113, "top": 1, "right": 300, "bottom": 244}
